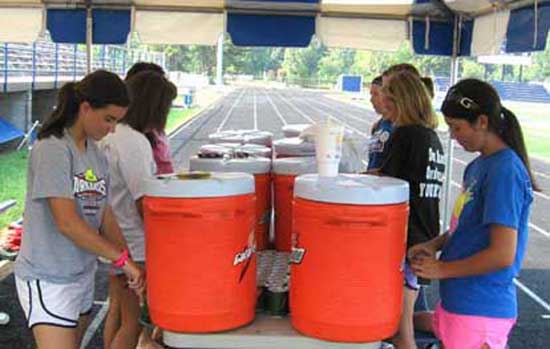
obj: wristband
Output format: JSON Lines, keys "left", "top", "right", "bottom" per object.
{"left": 113, "top": 249, "right": 130, "bottom": 268}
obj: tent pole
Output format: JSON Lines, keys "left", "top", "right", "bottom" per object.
{"left": 86, "top": 4, "right": 93, "bottom": 74}
{"left": 216, "top": 33, "right": 224, "bottom": 87}
{"left": 442, "top": 15, "right": 460, "bottom": 234}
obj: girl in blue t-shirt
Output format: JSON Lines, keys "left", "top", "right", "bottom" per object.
{"left": 410, "top": 79, "right": 536, "bottom": 349}
{"left": 367, "top": 75, "right": 394, "bottom": 171}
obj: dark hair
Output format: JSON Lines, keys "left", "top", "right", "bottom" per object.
{"left": 371, "top": 75, "right": 382, "bottom": 86}
{"left": 38, "top": 70, "right": 129, "bottom": 140}
{"left": 123, "top": 71, "right": 177, "bottom": 138}
{"left": 420, "top": 77, "right": 435, "bottom": 98}
{"left": 125, "top": 62, "right": 165, "bottom": 81}
{"left": 441, "top": 79, "right": 538, "bottom": 190}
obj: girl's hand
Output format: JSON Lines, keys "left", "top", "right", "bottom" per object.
{"left": 122, "top": 260, "right": 145, "bottom": 294}
{"left": 411, "top": 255, "right": 446, "bottom": 280}
{"left": 408, "top": 241, "right": 437, "bottom": 262}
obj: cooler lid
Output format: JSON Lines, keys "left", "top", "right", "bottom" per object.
{"left": 216, "top": 143, "right": 272, "bottom": 158}
{"left": 189, "top": 156, "right": 271, "bottom": 174}
{"left": 273, "top": 137, "right": 315, "bottom": 156}
{"left": 143, "top": 172, "right": 255, "bottom": 198}
{"left": 282, "top": 123, "right": 311, "bottom": 137}
{"left": 208, "top": 129, "right": 273, "bottom": 145}
{"left": 273, "top": 157, "right": 317, "bottom": 175}
{"left": 294, "top": 174, "right": 409, "bottom": 205}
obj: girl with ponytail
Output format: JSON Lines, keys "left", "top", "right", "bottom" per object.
{"left": 409, "top": 79, "right": 535, "bottom": 349}
{"left": 15, "top": 70, "right": 144, "bottom": 349}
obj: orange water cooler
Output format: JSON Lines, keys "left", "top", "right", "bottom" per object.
{"left": 272, "top": 157, "right": 317, "bottom": 252}
{"left": 189, "top": 156, "right": 272, "bottom": 250}
{"left": 290, "top": 174, "right": 409, "bottom": 342}
{"left": 143, "top": 173, "right": 257, "bottom": 332}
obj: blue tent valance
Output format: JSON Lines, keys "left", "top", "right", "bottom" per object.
{"left": 47, "top": 9, "right": 130, "bottom": 44}
{"left": 228, "top": 14, "right": 315, "bottom": 47}
{"left": 506, "top": 3, "right": 550, "bottom": 53}
{"left": 412, "top": 19, "right": 473, "bottom": 56}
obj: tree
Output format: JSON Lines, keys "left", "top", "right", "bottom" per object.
{"left": 282, "top": 38, "right": 327, "bottom": 84}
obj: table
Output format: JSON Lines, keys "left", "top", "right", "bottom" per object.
{"left": 164, "top": 314, "right": 381, "bottom": 349}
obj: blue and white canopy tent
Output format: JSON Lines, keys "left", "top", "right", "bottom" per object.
{"left": 0, "top": 0, "right": 548, "bottom": 230}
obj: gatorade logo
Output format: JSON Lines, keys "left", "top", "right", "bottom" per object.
{"left": 233, "top": 245, "right": 255, "bottom": 266}
{"left": 290, "top": 230, "right": 306, "bottom": 264}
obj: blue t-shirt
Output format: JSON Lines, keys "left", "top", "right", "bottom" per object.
{"left": 367, "top": 119, "right": 393, "bottom": 170}
{"left": 440, "top": 148, "right": 533, "bottom": 318}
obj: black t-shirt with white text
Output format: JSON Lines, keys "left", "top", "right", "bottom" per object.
{"left": 381, "top": 125, "right": 445, "bottom": 249}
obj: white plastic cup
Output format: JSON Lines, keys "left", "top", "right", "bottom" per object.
{"left": 315, "top": 122, "right": 344, "bottom": 177}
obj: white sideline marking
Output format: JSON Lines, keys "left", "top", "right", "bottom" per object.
{"left": 450, "top": 180, "right": 550, "bottom": 238}
{"left": 216, "top": 88, "right": 246, "bottom": 132}
{"left": 514, "top": 279, "right": 550, "bottom": 314}
{"left": 80, "top": 299, "right": 109, "bottom": 349}
{"left": 264, "top": 90, "right": 288, "bottom": 126}
{"left": 167, "top": 99, "right": 222, "bottom": 140}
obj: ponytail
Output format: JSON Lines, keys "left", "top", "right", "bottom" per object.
{"left": 499, "top": 107, "right": 539, "bottom": 191}
{"left": 420, "top": 77, "right": 435, "bottom": 99}
{"left": 38, "top": 82, "right": 80, "bottom": 140}
{"left": 37, "top": 70, "right": 129, "bottom": 140}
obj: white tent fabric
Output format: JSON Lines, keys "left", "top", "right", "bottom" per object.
{"left": 316, "top": 16, "right": 407, "bottom": 51}
{"left": 0, "top": 8, "right": 43, "bottom": 43}
{"left": 135, "top": 10, "right": 225, "bottom": 45}
{"left": 471, "top": 10, "right": 511, "bottom": 56}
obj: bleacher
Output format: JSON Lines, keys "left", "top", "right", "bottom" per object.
{"left": 434, "top": 76, "right": 550, "bottom": 103}
{"left": 0, "top": 33, "right": 164, "bottom": 86}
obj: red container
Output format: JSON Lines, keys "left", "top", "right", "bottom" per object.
{"left": 189, "top": 156, "right": 272, "bottom": 250}
{"left": 272, "top": 157, "right": 316, "bottom": 251}
{"left": 290, "top": 174, "right": 409, "bottom": 342}
{"left": 143, "top": 173, "right": 256, "bottom": 332}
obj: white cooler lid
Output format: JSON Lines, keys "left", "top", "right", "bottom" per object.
{"left": 189, "top": 156, "right": 271, "bottom": 174}
{"left": 273, "top": 157, "right": 317, "bottom": 175}
{"left": 273, "top": 137, "right": 315, "bottom": 156}
{"left": 143, "top": 172, "right": 255, "bottom": 198}
{"left": 282, "top": 124, "right": 311, "bottom": 138}
{"left": 294, "top": 174, "right": 409, "bottom": 205}
{"left": 217, "top": 143, "right": 272, "bottom": 158}
{"left": 208, "top": 130, "right": 273, "bottom": 146}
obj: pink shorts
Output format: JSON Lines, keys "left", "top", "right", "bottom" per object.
{"left": 433, "top": 303, "right": 515, "bottom": 349}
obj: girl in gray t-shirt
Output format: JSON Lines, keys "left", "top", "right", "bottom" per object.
{"left": 14, "top": 70, "right": 144, "bottom": 348}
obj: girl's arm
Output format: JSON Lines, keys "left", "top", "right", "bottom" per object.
{"left": 408, "top": 232, "right": 449, "bottom": 260}
{"left": 49, "top": 197, "right": 125, "bottom": 261}
{"left": 100, "top": 205, "right": 129, "bottom": 251}
{"left": 412, "top": 224, "right": 517, "bottom": 280}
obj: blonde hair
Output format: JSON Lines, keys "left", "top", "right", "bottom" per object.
{"left": 381, "top": 71, "right": 438, "bottom": 129}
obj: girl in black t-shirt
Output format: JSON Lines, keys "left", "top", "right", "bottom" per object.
{"left": 379, "top": 71, "right": 445, "bottom": 349}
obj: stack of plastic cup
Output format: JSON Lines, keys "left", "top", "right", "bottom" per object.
{"left": 315, "top": 122, "right": 344, "bottom": 177}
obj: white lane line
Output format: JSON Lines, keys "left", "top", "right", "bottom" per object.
{"left": 514, "top": 279, "right": 550, "bottom": 316}
{"left": 264, "top": 90, "right": 288, "bottom": 126}
{"left": 534, "top": 170, "right": 550, "bottom": 179}
{"left": 297, "top": 98, "right": 369, "bottom": 138}
{"left": 81, "top": 300, "right": 109, "bottom": 349}
{"left": 216, "top": 88, "right": 246, "bottom": 132}
{"left": 529, "top": 222, "right": 550, "bottom": 237}
{"left": 450, "top": 180, "right": 550, "bottom": 238}
{"left": 167, "top": 99, "right": 223, "bottom": 140}
{"left": 314, "top": 98, "right": 371, "bottom": 125}
{"left": 253, "top": 90, "right": 258, "bottom": 130}
{"left": 273, "top": 91, "right": 316, "bottom": 124}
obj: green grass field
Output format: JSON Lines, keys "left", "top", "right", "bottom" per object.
{"left": 0, "top": 150, "right": 28, "bottom": 229}
{"left": 0, "top": 108, "right": 200, "bottom": 229}
{"left": 165, "top": 107, "right": 199, "bottom": 133}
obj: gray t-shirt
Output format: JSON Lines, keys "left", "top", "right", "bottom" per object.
{"left": 15, "top": 131, "right": 110, "bottom": 283}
